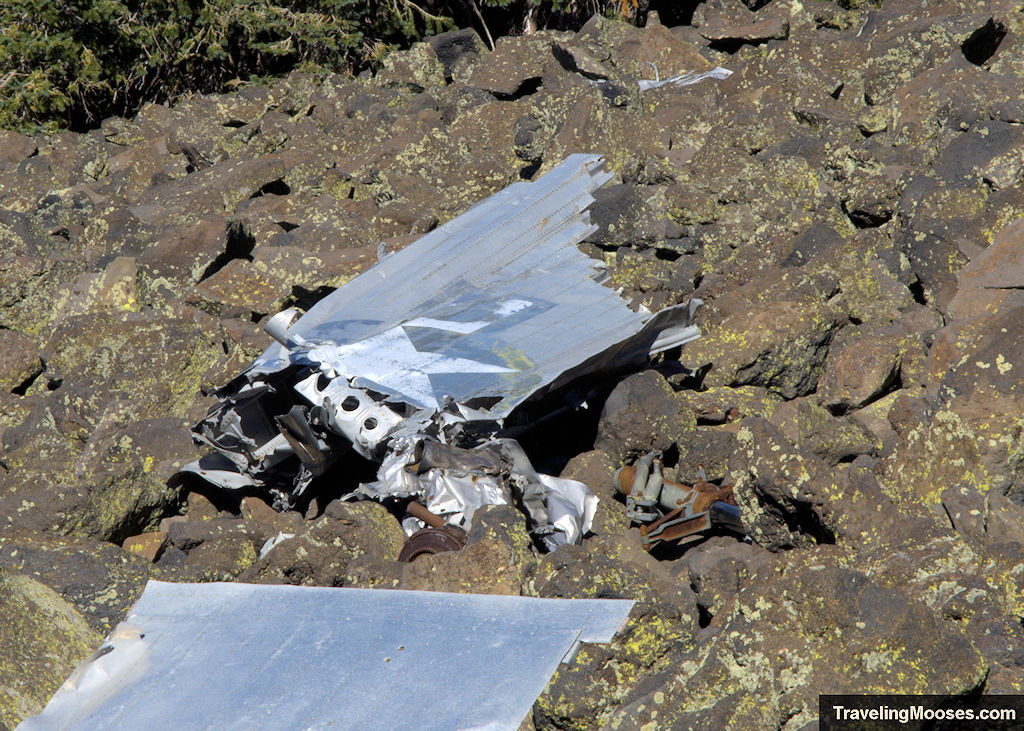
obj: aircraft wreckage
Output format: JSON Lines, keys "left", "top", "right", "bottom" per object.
{"left": 182, "top": 154, "right": 741, "bottom": 552}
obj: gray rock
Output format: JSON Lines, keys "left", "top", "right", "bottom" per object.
{"left": 137, "top": 216, "right": 250, "bottom": 303}
{"left": 934, "top": 121, "right": 1024, "bottom": 190}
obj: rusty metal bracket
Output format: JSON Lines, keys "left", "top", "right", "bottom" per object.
{"left": 640, "top": 509, "right": 711, "bottom": 548}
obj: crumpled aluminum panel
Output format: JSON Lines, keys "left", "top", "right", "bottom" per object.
{"left": 360, "top": 435, "right": 597, "bottom": 544}
{"left": 21, "top": 581, "right": 634, "bottom": 731}
{"left": 248, "top": 154, "right": 696, "bottom": 416}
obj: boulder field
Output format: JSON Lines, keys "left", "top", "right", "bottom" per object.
{"left": 3, "top": 1, "right": 1024, "bottom": 728}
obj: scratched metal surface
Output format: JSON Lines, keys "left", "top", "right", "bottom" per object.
{"left": 23, "top": 581, "right": 634, "bottom": 731}
{"left": 246, "top": 154, "right": 693, "bottom": 416}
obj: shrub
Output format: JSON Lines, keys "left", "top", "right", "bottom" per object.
{"left": 0, "top": 0, "right": 432, "bottom": 132}
{"left": 0, "top": 0, "right": 641, "bottom": 133}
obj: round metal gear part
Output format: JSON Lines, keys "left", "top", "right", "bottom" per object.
{"left": 397, "top": 526, "right": 468, "bottom": 563}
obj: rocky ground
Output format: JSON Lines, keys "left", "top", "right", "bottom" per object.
{"left": 2, "top": 0, "right": 1024, "bottom": 728}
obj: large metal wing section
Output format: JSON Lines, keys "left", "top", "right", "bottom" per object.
{"left": 250, "top": 153, "right": 692, "bottom": 416}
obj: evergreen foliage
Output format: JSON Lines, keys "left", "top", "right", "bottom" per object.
{"left": 0, "top": 0, "right": 436, "bottom": 131}
{"left": 0, "top": 0, "right": 639, "bottom": 132}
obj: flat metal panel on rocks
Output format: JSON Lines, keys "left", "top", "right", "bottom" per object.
{"left": 21, "top": 580, "right": 634, "bottom": 731}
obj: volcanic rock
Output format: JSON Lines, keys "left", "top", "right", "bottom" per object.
{"left": 0, "top": 565, "right": 100, "bottom": 728}
{"left": 608, "top": 553, "right": 987, "bottom": 729}
{"left": 595, "top": 370, "right": 696, "bottom": 464}
{"left": 3, "top": 3, "right": 1024, "bottom": 724}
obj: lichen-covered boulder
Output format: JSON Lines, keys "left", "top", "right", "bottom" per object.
{"left": 595, "top": 370, "right": 696, "bottom": 464}
{"left": 885, "top": 220, "right": 1024, "bottom": 509}
{"left": 0, "top": 565, "right": 100, "bottom": 729}
{"left": 684, "top": 270, "right": 844, "bottom": 399}
{"left": 607, "top": 553, "right": 988, "bottom": 730}
{"left": 1, "top": 409, "right": 205, "bottom": 542}
{"left": 728, "top": 417, "right": 908, "bottom": 555}
{"left": 238, "top": 500, "right": 405, "bottom": 586}
{"left": 851, "top": 507, "right": 1024, "bottom": 691}
{"left": 817, "top": 328, "right": 907, "bottom": 413}
{"left": 376, "top": 42, "right": 447, "bottom": 92}
{"left": 674, "top": 385, "right": 781, "bottom": 424}
{"left": 770, "top": 396, "right": 875, "bottom": 465}
{"left": 0, "top": 329, "right": 42, "bottom": 393}
{"left": 0, "top": 532, "right": 156, "bottom": 634}
{"left": 468, "top": 35, "right": 553, "bottom": 97}
{"left": 527, "top": 535, "right": 698, "bottom": 730}
{"left": 728, "top": 418, "right": 838, "bottom": 551}
{"left": 426, "top": 28, "right": 487, "bottom": 82}
{"left": 679, "top": 536, "right": 773, "bottom": 629}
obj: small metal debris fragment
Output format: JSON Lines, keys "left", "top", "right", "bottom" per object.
{"left": 636, "top": 63, "right": 733, "bottom": 90}
{"left": 257, "top": 531, "right": 295, "bottom": 559}
{"left": 615, "top": 451, "right": 743, "bottom": 550}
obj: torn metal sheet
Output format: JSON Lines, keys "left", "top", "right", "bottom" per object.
{"left": 181, "top": 154, "right": 701, "bottom": 546}
{"left": 257, "top": 530, "right": 295, "bottom": 558}
{"left": 20, "top": 580, "right": 634, "bottom": 731}
{"left": 245, "top": 154, "right": 697, "bottom": 417}
{"left": 637, "top": 65, "right": 733, "bottom": 90}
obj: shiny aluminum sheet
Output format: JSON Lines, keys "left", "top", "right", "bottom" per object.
{"left": 637, "top": 66, "right": 733, "bottom": 90}
{"left": 22, "top": 581, "right": 634, "bottom": 731}
{"left": 247, "top": 154, "right": 696, "bottom": 416}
